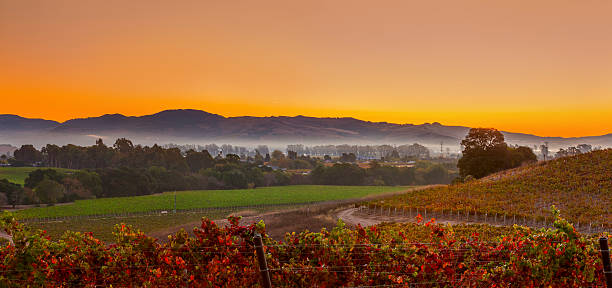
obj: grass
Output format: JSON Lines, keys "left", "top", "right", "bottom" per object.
{"left": 16, "top": 185, "right": 410, "bottom": 219}
{"left": 26, "top": 210, "right": 232, "bottom": 242}
{"left": 25, "top": 202, "right": 332, "bottom": 242}
{"left": 0, "top": 167, "right": 74, "bottom": 185}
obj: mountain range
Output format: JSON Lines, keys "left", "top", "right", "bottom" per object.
{"left": 1, "top": 109, "right": 611, "bottom": 151}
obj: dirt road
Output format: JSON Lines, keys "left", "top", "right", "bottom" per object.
{"left": 336, "top": 207, "right": 467, "bottom": 228}
{"left": 149, "top": 208, "right": 341, "bottom": 241}
{"left": 149, "top": 185, "right": 442, "bottom": 240}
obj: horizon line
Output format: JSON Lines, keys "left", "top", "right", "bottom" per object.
{"left": 2, "top": 108, "right": 611, "bottom": 139}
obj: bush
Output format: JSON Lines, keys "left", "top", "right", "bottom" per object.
{"left": 34, "top": 179, "right": 65, "bottom": 204}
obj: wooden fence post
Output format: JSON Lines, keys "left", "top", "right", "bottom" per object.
{"left": 254, "top": 233, "right": 272, "bottom": 288}
{"left": 600, "top": 237, "right": 612, "bottom": 288}
{"left": 599, "top": 237, "right": 612, "bottom": 288}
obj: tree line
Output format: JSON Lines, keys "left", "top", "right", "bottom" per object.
{"left": 1, "top": 138, "right": 459, "bottom": 206}
{"left": 311, "top": 160, "right": 455, "bottom": 186}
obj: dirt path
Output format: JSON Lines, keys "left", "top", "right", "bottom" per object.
{"left": 336, "top": 208, "right": 387, "bottom": 227}
{"left": 336, "top": 207, "right": 469, "bottom": 228}
{"left": 149, "top": 208, "right": 340, "bottom": 241}
{"left": 148, "top": 185, "right": 442, "bottom": 240}
{"left": 148, "top": 210, "right": 279, "bottom": 240}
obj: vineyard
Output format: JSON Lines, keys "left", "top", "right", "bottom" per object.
{"left": 0, "top": 210, "right": 610, "bottom": 287}
{"left": 16, "top": 185, "right": 408, "bottom": 219}
{"left": 2, "top": 151, "right": 612, "bottom": 286}
{"left": 370, "top": 149, "right": 612, "bottom": 229}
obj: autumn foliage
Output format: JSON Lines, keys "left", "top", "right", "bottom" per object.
{"left": 380, "top": 149, "right": 612, "bottom": 228}
{"left": 0, "top": 211, "right": 609, "bottom": 287}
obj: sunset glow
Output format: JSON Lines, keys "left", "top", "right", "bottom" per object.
{"left": 1, "top": 0, "right": 611, "bottom": 137}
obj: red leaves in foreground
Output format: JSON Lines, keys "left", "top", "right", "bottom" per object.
{"left": 0, "top": 212, "right": 608, "bottom": 287}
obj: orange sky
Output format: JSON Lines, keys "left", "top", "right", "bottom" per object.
{"left": 1, "top": 0, "right": 611, "bottom": 137}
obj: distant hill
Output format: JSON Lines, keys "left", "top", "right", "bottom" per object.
{"left": 0, "top": 109, "right": 611, "bottom": 149}
{"left": 0, "top": 115, "right": 60, "bottom": 131}
{"left": 54, "top": 110, "right": 225, "bottom": 135}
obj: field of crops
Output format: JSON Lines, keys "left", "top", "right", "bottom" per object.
{"left": 371, "top": 149, "right": 612, "bottom": 228}
{"left": 0, "top": 167, "right": 74, "bottom": 185}
{"left": 16, "top": 185, "right": 409, "bottom": 219}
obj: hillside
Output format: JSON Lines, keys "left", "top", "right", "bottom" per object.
{"left": 0, "top": 115, "right": 59, "bottom": 131}
{"left": 375, "top": 149, "right": 612, "bottom": 227}
{"left": 1, "top": 109, "right": 611, "bottom": 149}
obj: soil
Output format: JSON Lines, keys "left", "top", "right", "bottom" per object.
{"left": 148, "top": 185, "right": 443, "bottom": 241}
{"left": 149, "top": 208, "right": 341, "bottom": 241}
{"left": 335, "top": 207, "right": 471, "bottom": 227}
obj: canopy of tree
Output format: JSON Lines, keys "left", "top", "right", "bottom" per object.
{"left": 311, "top": 161, "right": 455, "bottom": 186}
{"left": 0, "top": 179, "right": 22, "bottom": 208}
{"left": 458, "top": 128, "right": 537, "bottom": 179}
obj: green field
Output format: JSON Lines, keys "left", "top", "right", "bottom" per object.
{"left": 23, "top": 203, "right": 325, "bottom": 242}
{"left": 16, "top": 185, "right": 409, "bottom": 219}
{"left": 0, "top": 167, "right": 74, "bottom": 185}
{"left": 26, "top": 210, "right": 233, "bottom": 242}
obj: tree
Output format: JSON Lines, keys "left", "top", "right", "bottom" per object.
{"left": 35, "top": 179, "right": 65, "bottom": 204}
{"left": 225, "top": 154, "right": 241, "bottom": 164}
{"left": 113, "top": 138, "right": 134, "bottom": 154}
{"left": 254, "top": 151, "right": 264, "bottom": 165}
{"left": 88, "top": 139, "right": 113, "bottom": 168}
{"left": 339, "top": 153, "right": 357, "bottom": 163}
{"left": 423, "top": 164, "right": 448, "bottom": 184}
{"left": 185, "top": 150, "right": 215, "bottom": 173}
{"left": 287, "top": 150, "right": 298, "bottom": 160}
{"left": 74, "top": 170, "right": 103, "bottom": 198}
{"left": 98, "top": 167, "right": 153, "bottom": 197}
{"left": 540, "top": 143, "right": 549, "bottom": 161}
{"left": 25, "top": 169, "right": 66, "bottom": 188}
{"left": 507, "top": 146, "right": 537, "bottom": 167}
{"left": 577, "top": 144, "right": 592, "bottom": 154}
{"left": 222, "top": 169, "right": 248, "bottom": 189}
{"left": 458, "top": 128, "right": 537, "bottom": 179}
{"left": 397, "top": 143, "right": 430, "bottom": 159}
{"left": 0, "top": 179, "right": 23, "bottom": 208}
{"left": 271, "top": 150, "right": 284, "bottom": 161}
{"left": 311, "top": 163, "right": 365, "bottom": 185}
{"left": 13, "top": 144, "right": 42, "bottom": 166}
{"left": 62, "top": 177, "right": 94, "bottom": 201}
{"left": 42, "top": 144, "right": 61, "bottom": 167}
{"left": 0, "top": 192, "right": 7, "bottom": 207}
{"left": 458, "top": 128, "right": 509, "bottom": 179}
